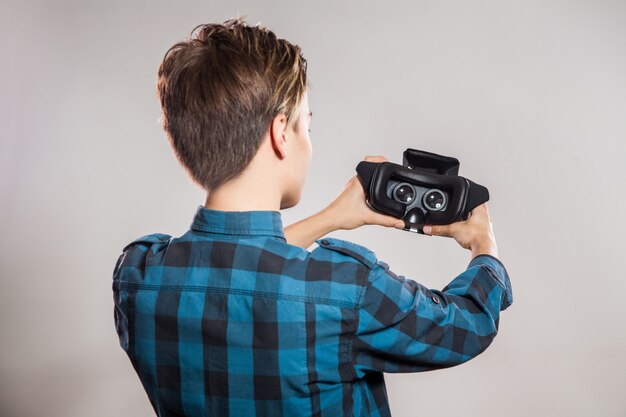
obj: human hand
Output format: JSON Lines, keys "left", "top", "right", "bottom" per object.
{"left": 423, "top": 203, "right": 499, "bottom": 259}
{"left": 324, "top": 156, "right": 405, "bottom": 231}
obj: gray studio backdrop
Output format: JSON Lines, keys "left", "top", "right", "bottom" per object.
{"left": 2, "top": 1, "right": 625, "bottom": 416}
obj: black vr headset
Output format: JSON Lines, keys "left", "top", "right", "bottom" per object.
{"left": 356, "top": 148, "right": 490, "bottom": 234}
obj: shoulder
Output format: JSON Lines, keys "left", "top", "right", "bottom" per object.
{"left": 312, "top": 237, "right": 385, "bottom": 270}
{"left": 121, "top": 233, "right": 172, "bottom": 252}
{"left": 114, "top": 233, "right": 172, "bottom": 275}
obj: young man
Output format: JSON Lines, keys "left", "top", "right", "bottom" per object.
{"left": 112, "top": 17, "right": 513, "bottom": 417}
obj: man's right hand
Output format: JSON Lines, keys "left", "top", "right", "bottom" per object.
{"left": 423, "top": 203, "right": 499, "bottom": 260}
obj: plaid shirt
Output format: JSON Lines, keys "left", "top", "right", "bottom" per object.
{"left": 112, "top": 205, "right": 513, "bottom": 417}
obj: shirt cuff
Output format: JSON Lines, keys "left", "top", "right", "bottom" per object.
{"left": 468, "top": 254, "right": 513, "bottom": 310}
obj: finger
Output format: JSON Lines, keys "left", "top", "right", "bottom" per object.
{"left": 363, "top": 155, "right": 388, "bottom": 163}
{"left": 384, "top": 215, "right": 405, "bottom": 229}
{"left": 472, "top": 203, "right": 489, "bottom": 214}
{"left": 367, "top": 212, "right": 404, "bottom": 228}
{"left": 481, "top": 203, "right": 492, "bottom": 221}
{"left": 425, "top": 224, "right": 454, "bottom": 237}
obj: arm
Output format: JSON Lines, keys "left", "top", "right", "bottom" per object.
{"left": 284, "top": 207, "right": 339, "bottom": 249}
{"left": 352, "top": 254, "right": 513, "bottom": 376}
{"left": 284, "top": 156, "right": 404, "bottom": 249}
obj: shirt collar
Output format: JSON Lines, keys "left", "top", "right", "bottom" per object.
{"left": 190, "top": 205, "right": 286, "bottom": 241}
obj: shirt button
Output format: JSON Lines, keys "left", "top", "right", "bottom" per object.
{"left": 432, "top": 295, "right": 440, "bottom": 304}
{"left": 321, "top": 239, "right": 329, "bottom": 245}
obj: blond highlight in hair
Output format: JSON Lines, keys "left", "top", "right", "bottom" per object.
{"left": 156, "top": 17, "right": 308, "bottom": 191}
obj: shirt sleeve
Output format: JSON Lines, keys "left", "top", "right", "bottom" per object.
{"left": 352, "top": 254, "right": 513, "bottom": 377}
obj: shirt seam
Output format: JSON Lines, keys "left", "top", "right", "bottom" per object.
{"left": 113, "top": 281, "right": 358, "bottom": 309}
{"left": 468, "top": 255, "right": 513, "bottom": 305}
{"left": 470, "top": 254, "right": 509, "bottom": 274}
{"left": 192, "top": 226, "right": 284, "bottom": 233}
{"left": 478, "top": 264, "right": 514, "bottom": 307}
{"left": 191, "top": 228, "right": 285, "bottom": 239}
{"left": 348, "top": 266, "right": 385, "bottom": 380}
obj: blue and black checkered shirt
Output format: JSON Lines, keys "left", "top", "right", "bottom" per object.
{"left": 112, "top": 205, "right": 513, "bottom": 417}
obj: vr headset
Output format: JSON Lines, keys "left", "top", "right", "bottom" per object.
{"left": 356, "top": 148, "right": 490, "bottom": 234}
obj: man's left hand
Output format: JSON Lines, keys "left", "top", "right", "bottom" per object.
{"left": 325, "top": 156, "right": 405, "bottom": 231}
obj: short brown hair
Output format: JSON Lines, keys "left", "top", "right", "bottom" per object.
{"left": 157, "top": 17, "right": 308, "bottom": 191}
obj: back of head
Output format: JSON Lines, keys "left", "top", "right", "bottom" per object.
{"left": 156, "top": 17, "right": 308, "bottom": 192}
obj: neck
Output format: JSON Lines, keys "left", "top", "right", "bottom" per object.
{"left": 204, "top": 179, "right": 283, "bottom": 212}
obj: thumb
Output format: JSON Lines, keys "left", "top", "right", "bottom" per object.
{"left": 375, "top": 213, "right": 405, "bottom": 229}
{"left": 423, "top": 224, "right": 454, "bottom": 237}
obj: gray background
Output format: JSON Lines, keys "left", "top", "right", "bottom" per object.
{"left": 2, "top": 0, "right": 625, "bottom": 416}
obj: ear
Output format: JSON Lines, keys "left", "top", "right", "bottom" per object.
{"left": 269, "top": 112, "right": 288, "bottom": 160}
